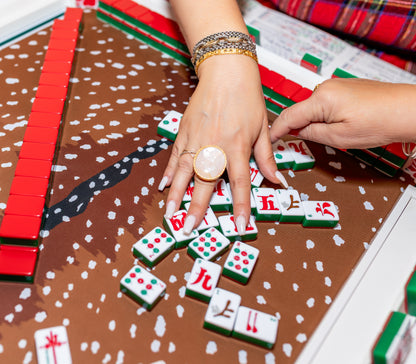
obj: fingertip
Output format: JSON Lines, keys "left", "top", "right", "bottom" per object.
{"left": 158, "top": 176, "right": 169, "bottom": 191}
{"left": 275, "top": 170, "right": 288, "bottom": 189}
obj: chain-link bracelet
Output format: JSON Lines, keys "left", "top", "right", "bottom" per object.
{"left": 191, "top": 31, "right": 257, "bottom": 75}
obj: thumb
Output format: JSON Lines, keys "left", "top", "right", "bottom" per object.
{"left": 270, "top": 96, "right": 324, "bottom": 142}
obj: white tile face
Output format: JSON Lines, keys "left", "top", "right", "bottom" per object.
{"left": 252, "top": 188, "right": 281, "bottom": 217}
{"left": 165, "top": 210, "right": 199, "bottom": 243}
{"left": 205, "top": 288, "right": 241, "bottom": 332}
{"left": 186, "top": 258, "right": 221, "bottom": 299}
{"left": 302, "top": 201, "right": 339, "bottom": 222}
{"left": 157, "top": 110, "right": 182, "bottom": 137}
{"left": 286, "top": 139, "right": 315, "bottom": 164}
{"left": 210, "top": 179, "right": 232, "bottom": 209}
{"left": 120, "top": 266, "right": 166, "bottom": 306}
{"left": 272, "top": 139, "right": 294, "bottom": 167}
{"left": 218, "top": 214, "right": 258, "bottom": 239}
{"left": 249, "top": 158, "right": 264, "bottom": 187}
{"left": 184, "top": 203, "right": 219, "bottom": 231}
{"left": 35, "top": 326, "right": 72, "bottom": 364}
{"left": 276, "top": 189, "right": 304, "bottom": 218}
{"left": 182, "top": 181, "right": 194, "bottom": 205}
{"left": 188, "top": 227, "right": 230, "bottom": 260}
{"left": 233, "top": 306, "right": 278, "bottom": 346}
{"left": 133, "top": 227, "right": 175, "bottom": 264}
{"left": 224, "top": 241, "right": 259, "bottom": 280}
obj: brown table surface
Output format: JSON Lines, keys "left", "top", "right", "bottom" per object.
{"left": 0, "top": 10, "right": 412, "bottom": 364}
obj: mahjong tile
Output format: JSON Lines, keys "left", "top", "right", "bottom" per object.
{"left": 286, "top": 139, "right": 315, "bottom": 170}
{"left": 34, "top": 326, "right": 72, "bottom": 364}
{"left": 163, "top": 209, "right": 199, "bottom": 248}
{"left": 204, "top": 288, "right": 241, "bottom": 336}
{"left": 120, "top": 265, "right": 166, "bottom": 310}
{"left": 223, "top": 241, "right": 259, "bottom": 284}
{"left": 252, "top": 187, "right": 281, "bottom": 221}
{"left": 302, "top": 201, "right": 339, "bottom": 227}
{"left": 275, "top": 189, "right": 304, "bottom": 223}
{"left": 184, "top": 202, "right": 219, "bottom": 232}
{"left": 157, "top": 110, "right": 183, "bottom": 141}
{"left": 132, "top": 227, "right": 175, "bottom": 267}
{"left": 249, "top": 157, "right": 264, "bottom": 187}
{"left": 272, "top": 139, "right": 294, "bottom": 169}
{"left": 218, "top": 214, "right": 258, "bottom": 242}
{"left": 373, "top": 312, "right": 415, "bottom": 364}
{"left": 185, "top": 258, "right": 221, "bottom": 302}
{"left": 209, "top": 179, "right": 232, "bottom": 212}
{"left": 232, "top": 306, "right": 279, "bottom": 349}
{"left": 181, "top": 180, "right": 194, "bottom": 208}
{"left": 187, "top": 227, "right": 230, "bottom": 261}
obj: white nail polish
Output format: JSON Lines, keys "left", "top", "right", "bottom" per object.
{"left": 183, "top": 215, "right": 196, "bottom": 235}
{"left": 165, "top": 200, "right": 176, "bottom": 219}
{"left": 158, "top": 176, "right": 168, "bottom": 191}
{"left": 236, "top": 215, "right": 246, "bottom": 236}
{"left": 275, "top": 170, "right": 288, "bottom": 189}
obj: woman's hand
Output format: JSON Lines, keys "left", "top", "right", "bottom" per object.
{"left": 159, "top": 55, "right": 287, "bottom": 235}
{"left": 270, "top": 78, "right": 416, "bottom": 149}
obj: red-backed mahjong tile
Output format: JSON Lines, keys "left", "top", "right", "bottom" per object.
{"left": 187, "top": 227, "right": 230, "bottom": 261}
{"left": 218, "top": 214, "right": 258, "bottom": 242}
{"left": 163, "top": 209, "right": 199, "bottom": 248}
{"left": 272, "top": 139, "right": 294, "bottom": 170}
{"left": 132, "top": 227, "right": 175, "bottom": 267}
{"left": 120, "top": 265, "right": 166, "bottom": 310}
{"left": 286, "top": 139, "right": 315, "bottom": 170}
{"left": 185, "top": 258, "right": 221, "bottom": 302}
{"left": 34, "top": 326, "right": 72, "bottom": 364}
{"left": 204, "top": 288, "right": 241, "bottom": 336}
{"left": 223, "top": 241, "right": 259, "bottom": 284}
{"left": 157, "top": 110, "right": 183, "bottom": 141}
{"left": 275, "top": 189, "right": 304, "bottom": 223}
{"left": 181, "top": 180, "right": 194, "bottom": 208}
{"left": 249, "top": 157, "right": 264, "bottom": 187}
{"left": 184, "top": 202, "right": 219, "bottom": 232}
{"left": 232, "top": 306, "right": 279, "bottom": 349}
{"left": 302, "top": 201, "right": 339, "bottom": 227}
{"left": 209, "top": 179, "right": 232, "bottom": 212}
{"left": 252, "top": 187, "right": 281, "bottom": 221}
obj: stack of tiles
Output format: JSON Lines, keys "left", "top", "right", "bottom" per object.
{"left": 0, "top": 8, "right": 82, "bottom": 283}
{"left": 372, "top": 312, "right": 415, "bottom": 364}
{"left": 405, "top": 267, "right": 416, "bottom": 316}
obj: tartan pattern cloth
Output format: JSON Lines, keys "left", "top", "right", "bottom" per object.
{"left": 263, "top": 0, "right": 416, "bottom": 72}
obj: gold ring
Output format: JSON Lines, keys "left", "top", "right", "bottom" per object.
{"left": 313, "top": 83, "right": 321, "bottom": 92}
{"left": 193, "top": 145, "right": 227, "bottom": 182}
{"left": 180, "top": 149, "right": 196, "bottom": 157}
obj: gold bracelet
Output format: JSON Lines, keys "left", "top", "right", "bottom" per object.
{"left": 194, "top": 48, "right": 258, "bottom": 76}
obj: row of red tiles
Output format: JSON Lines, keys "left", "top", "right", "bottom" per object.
{"left": 0, "top": 8, "right": 83, "bottom": 279}
{"left": 101, "top": 0, "right": 185, "bottom": 43}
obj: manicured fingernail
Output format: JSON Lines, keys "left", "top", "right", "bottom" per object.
{"left": 183, "top": 214, "right": 196, "bottom": 235}
{"left": 236, "top": 215, "right": 246, "bottom": 236}
{"left": 158, "top": 176, "right": 168, "bottom": 191}
{"left": 165, "top": 200, "right": 176, "bottom": 219}
{"left": 289, "top": 129, "right": 300, "bottom": 137}
{"left": 275, "top": 170, "right": 288, "bottom": 189}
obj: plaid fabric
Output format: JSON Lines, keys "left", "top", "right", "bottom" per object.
{"left": 262, "top": 0, "right": 416, "bottom": 72}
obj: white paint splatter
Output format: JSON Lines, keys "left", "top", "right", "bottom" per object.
{"left": 35, "top": 311, "right": 47, "bottom": 322}
{"left": 315, "top": 183, "right": 327, "bottom": 192}
{"left": 364, "top": 201, "right": 374, "bottom": 210}
{"left": 306, "top": 298, "right": 315, "bottom": 308}
{"left": 263, "top": 282, "right": 271, "bottom": 290}
{"left": 325, "top": 276, "right": 332, "bottom": 286}
{"left": 334, "top": 176, "right": 346, "bottom": 182}
{"left": 168, "top": 342, "right": 176, "bottom": 353}
{"left": 315, "top": 261, "right": 323, "bottom": 271}
{"left": 257, "top": 295, "right": 266, "bottom": 304}
{"left": 333, "top": 234, "right": 345, "bottom": 246}
{"left": 206, "top": 341, "right": 217, "bottom": 355}
{"left": 296, "top": 314, "right": 304, "bottom": 323}
{"left": 130, "top": 324, "right": 137, "bottom": 338}
{"left": 238, "top": 350, "right": 248, "bottom": 364}
{"left": 274, "top": 246, "right": 282, "bottom": 254}
{"left": 150, "top": 340, "right": 160, "bottom": 352}
{"left": 296, "top": 333, "right": 307, "bottom": 343}
{"left": 19, "top": 288, "right": 31, "bottom": 299}
{"left": 108, "top": 320, "right": 116, "bottom": 331}
{"left": 154, "top": 315, "right": 166, "bottom": 337}
{"left": 91, "top": 341, "right": 100, "bottom": 354}
{"left": 306, "top": 239, "right": 314, "bottom": 249}
{"left": 359, "top": 186, "right": 366, "bottom": 194}
{"left": 329, "top": 161, "right": 341, "bottom": 169}
{"left": 282, "top": 343, "right": 292, "bottom": 357}
{"left": 275, "top": 263, "right": 284, "bottom": 272}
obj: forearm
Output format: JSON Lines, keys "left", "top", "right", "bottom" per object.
{"left": 169, "top": 0, "right": 248, "bottom": 52}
